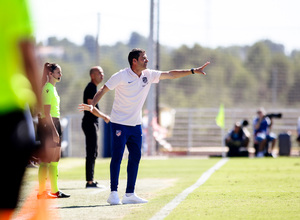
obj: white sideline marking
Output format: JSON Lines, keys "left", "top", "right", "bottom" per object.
{"left": 87, "top": 186, "right": 108, "bottom": 195}
{"left": 150, "top": 158, "right": 229, "bottom": 220}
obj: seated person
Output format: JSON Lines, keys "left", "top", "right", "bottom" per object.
{"left": 253, "top": 107, "right": 277, "bottom": 157}
{"left": 225, "top": 121, "right": 250, "bottom": 157}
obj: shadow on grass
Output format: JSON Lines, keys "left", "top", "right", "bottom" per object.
{"left": 59, "top": 186, "right": 107, "bottom": 191}
{"left": 60, "top": 204, "right": 111, "bottom": 209}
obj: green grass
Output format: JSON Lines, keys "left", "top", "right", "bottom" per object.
{"left": 167, "top": 158, "right": 300, "bottom": 220}
{"left": 21, "top": 157, "right": 300, "bottom": 220}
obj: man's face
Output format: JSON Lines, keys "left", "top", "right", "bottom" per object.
{"left": 137, "top": 52, "right": 148, "bottom": 70}
{"left": 257, "top": 111, "right": 264, "bottom": 119}
{"left": 94, "top": 68, "right": 104, "bottom": 85}
{"left": 234, "top": 125, "right": 241, "bottom": 133}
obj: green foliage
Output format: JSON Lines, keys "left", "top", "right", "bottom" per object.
{"left": 37, "top": 35, "right": 300, "bottom": 116}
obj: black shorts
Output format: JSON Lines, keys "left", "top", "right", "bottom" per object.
{"left": 0, "top": 110, "right": 36, "bottom": 209}
{"left": 37, "top": 117, "right": 62, "bottom": 147}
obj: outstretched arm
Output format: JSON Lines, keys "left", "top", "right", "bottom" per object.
{"left": 160, "top": 61, "right": 210, "bottom": 80}
{"left": 78, "top": 84, "right": 111, "bottom": 123}
{"left": 78, "top": 104, "right": 110, "bottom": 123}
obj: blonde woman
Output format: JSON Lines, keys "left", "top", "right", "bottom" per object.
{"left": 37, "top": 63, "right": 70, "bottom": 199}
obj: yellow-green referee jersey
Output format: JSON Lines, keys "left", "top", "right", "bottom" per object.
{"left": 41, "top": 82, "right": 60, "bottom": 118}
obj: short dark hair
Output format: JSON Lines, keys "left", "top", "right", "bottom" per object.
{"left": 128, "top": 48, "right": 145, "bottom": 67}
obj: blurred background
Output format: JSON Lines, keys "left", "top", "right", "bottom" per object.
{"left": 28, "top": 0, "right": 300, "bottom": 157}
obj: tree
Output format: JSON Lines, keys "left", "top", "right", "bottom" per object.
{"left": 36, "top": 34, "right": 299, "bottom": 114}
{"left": 83, "top": 35, "right": 98, "bottom": 58}
{"left": 128, "top": 32, "right": 147, "bottom": 49}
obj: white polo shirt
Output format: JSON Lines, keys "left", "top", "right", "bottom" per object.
{"left": 105, "top": 67, "right": 161, "bottom": 126}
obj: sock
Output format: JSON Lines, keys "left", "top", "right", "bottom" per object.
{"left": 126, "top": 193, "right": 134, "bottom": 197}
{"left": 49, "top": 162, "right": 59, "bottom": 194}
{"left": 38, "top": 162, "right": 49, "bottom": 194}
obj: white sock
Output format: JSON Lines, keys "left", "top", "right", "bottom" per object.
{"left": 126, "top": 193, "right": 134, "bottom": 197}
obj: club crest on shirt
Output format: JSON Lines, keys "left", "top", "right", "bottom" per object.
{"left": 142, "top": 77, "right": 149, "bottom": 87}
{"left": 142, "top": 77, "right": 148, "bottom": 83}
{"left": 116, "top": 130, "right": 122, "bottom": 137}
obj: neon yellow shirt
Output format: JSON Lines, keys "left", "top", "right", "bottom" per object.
{"left": 41, "top": 82, "right": 60, "bottom": 118}
{"left": 0, "top": 0, "right": 36, "bottom": 114}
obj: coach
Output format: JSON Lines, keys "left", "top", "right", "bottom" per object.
{"left": 79, "top": 48, "right": 210, "bottom": 205}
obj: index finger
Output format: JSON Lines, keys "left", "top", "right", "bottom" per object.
{"left": 202, "top": 61, "right": 210, "bottom": 68}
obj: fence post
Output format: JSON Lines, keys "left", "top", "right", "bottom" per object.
{"left": 187, "top": 110, "right": 193, "bottom": 154}
{"left": 65, "top": 115, "right": 72, "bottom": 157}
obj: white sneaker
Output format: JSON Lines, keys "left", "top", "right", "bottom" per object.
{"left": 122, "top": 193, "right": 148, "bottom": 204}
{"left": 107, "top": 191, "right": 121, "bottom": 205}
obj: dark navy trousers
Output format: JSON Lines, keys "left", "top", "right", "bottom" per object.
{"left": 110, "top": 122, "right": 142, "bottom": 193}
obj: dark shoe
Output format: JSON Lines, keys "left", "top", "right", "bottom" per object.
{"left": 37, "top": 191, "right": 57, "bottom": 199}
{"left": 264, "top": 152, "right": 273, "bottom": 157}
{"left": 50, "top": 191, "right": 70, "bottom": 198}
{"left": 86, "top": 181, "right": 100, "bottom": 188}
{"left": 27, "top": 161, "right": 39, "bottom": 168}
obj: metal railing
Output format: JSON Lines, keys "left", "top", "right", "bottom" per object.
{"left": 62, "top": 108, "right": 299, "bottom": 157}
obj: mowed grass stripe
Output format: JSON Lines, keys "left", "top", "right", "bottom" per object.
{"left": 150, "top": 158, "right": 229, "bottom": 220}
{"left": 22, "top": 157, "right": 219, "bottom": 220}
{"left": 123, "top": 158, "right": 221, "bottom": 220}
{"left": 20, "top": 157, "right": 300, "bottom": 220}
{"left": 166, "top": 157, "right": 300, "bottom": 220}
